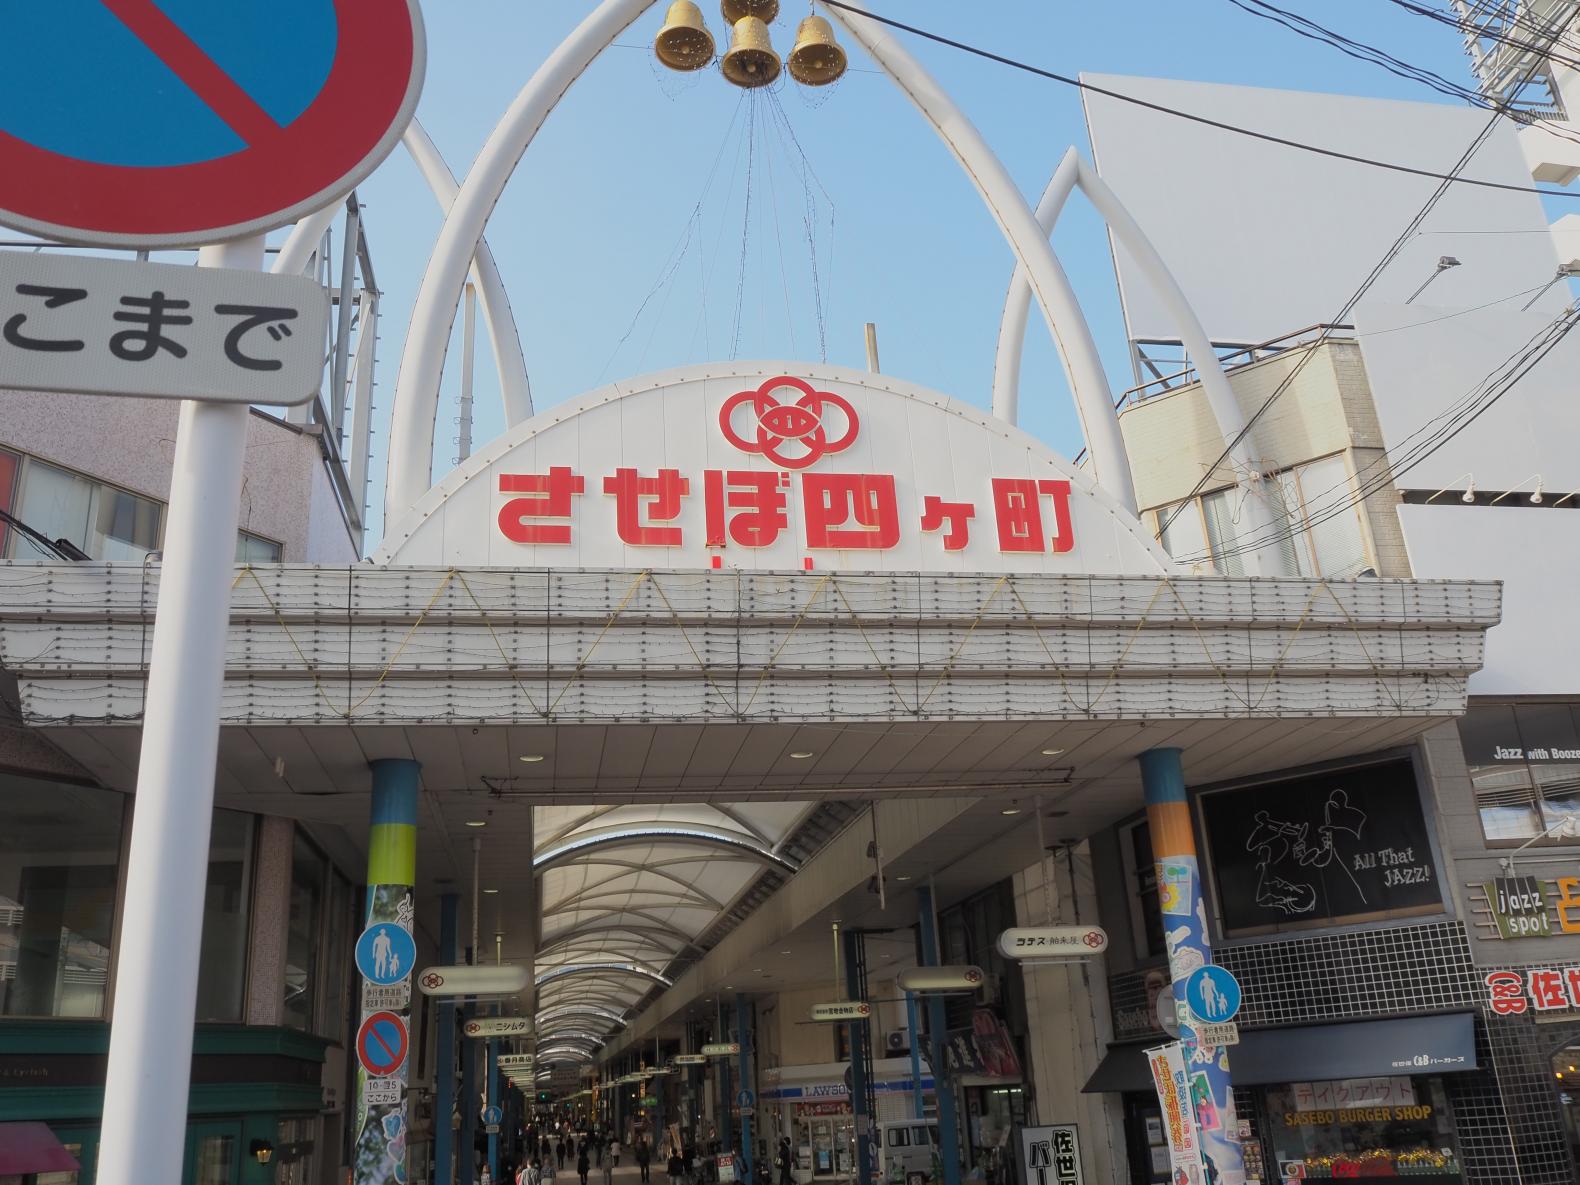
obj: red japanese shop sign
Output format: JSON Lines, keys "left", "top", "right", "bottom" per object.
{"left": 377, "top": 364, "right": 1168, "bottom": 575}
{"left": 1485, "top": 967, "right": 1580, "bottom": 1016}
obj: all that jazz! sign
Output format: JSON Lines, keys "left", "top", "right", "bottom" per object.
{"left": 377, "top": 364, "right": 1169, "bottom": 576}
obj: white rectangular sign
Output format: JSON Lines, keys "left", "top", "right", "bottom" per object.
{"left": 466, "top": 1016, "right": 534, "bottom": 1038}
{"left": 1193, "top": 1022, "right": 1239, "bottom": 1048}
{"left": 0, "top": 251, "right": 328, "bottom": 406}
{"left": 997, "top": 927, "right": 1108, "bottom": 961}
{"left": 702, "top": 1043, "right": 740, "bottom": 1056}
{"left": 1021, "top": 1125, "right": 1083, "bottom": 1185}
{"left": 809, "top": 1001, "right": 872, "bottom": 1023}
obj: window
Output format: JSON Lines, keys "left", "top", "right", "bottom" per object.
{"left": 236, "top": 530, "right": 283, "bottom": 562}
{"left": 1121, "top": 820, "right": 1166, "bottom": 960}
{"left": 7, "top": 457, "right": 161, "bottom": 561}
{"left": 284, "top": 834, "right": 326, "bottom": 1031}
{"left": 195, "top": 810, "right": 254, "bottom": 1022}
{"left": 1157, "top": 455, "right": 1368, "bottom": 579}
{"left": 1459, "top": 703, "right": 1580, "bottom": 845}
{"left": 887, "top": 1129, "right": 910, "bottom": 1148}
{"left": 0, "top": 773, "right": 126, "bottom": 1017}
{"left": 0, "top": 446, "right": 19, "bottom": 556}
{"left": 1263, "top": 1077, "right": 1461, "bottom": 1179}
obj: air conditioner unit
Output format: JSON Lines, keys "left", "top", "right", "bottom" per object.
{"left": 885, "top": 1029, "right": 910, "bottom": 1054}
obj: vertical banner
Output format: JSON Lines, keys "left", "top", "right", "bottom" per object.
{"left": 1146, "top": 1044, "right": 1202, "bottom": 1185}
{"left": 353, "top": 759, "right": 420, "bottom": 1185}
{"left": 1020, "top": 1125, "right": 1083, "bottom": 1185}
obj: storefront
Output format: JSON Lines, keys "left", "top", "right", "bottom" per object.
{"left": 1087, "top": 1013, "right": 1479, "bottom": 1183}
{"left": 761, "top": 1061, "right": 936, "bottom": 1184}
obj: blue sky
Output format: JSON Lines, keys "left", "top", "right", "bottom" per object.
{"left": 352, "top": 0, "right": 1489, "bottom": 545}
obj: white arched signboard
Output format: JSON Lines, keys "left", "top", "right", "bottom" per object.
{"left": 376, "top": 362, "right": 1168, "bottom": 576}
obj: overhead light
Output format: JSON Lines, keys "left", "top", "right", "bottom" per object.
{"left": 520, "top": 754, "right": 546, "bottom": 763}
{"left": 484, "top": 888, "right": 500, "bottom": 895}
{"left": 751, "top": 968, "right": 762, "bottom": 972}
{"left": 1040, "top": 748, "right": 1065, "bottom": 757}
{"left": 466, "top": 820, "right": 487, "bottom": 828}
{"left": 780, "top": 950, "right": 792, "bottom": 956}
{"left": 788, "top": 751, "right": 815, "bottom": 760}
{"left": 894, "top": 874, "right": 913, "bottom": 882}
{"left": 1001, "top": 804, "right": 1022, "bottom": 816}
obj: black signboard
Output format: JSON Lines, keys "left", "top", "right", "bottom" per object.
{"left": 1200, "top": 760, "right": 1442, "bottom": 934}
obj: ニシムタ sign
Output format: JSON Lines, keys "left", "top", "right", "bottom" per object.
{"left": 376, "top": 364, "right": 1170, "bottom": 577}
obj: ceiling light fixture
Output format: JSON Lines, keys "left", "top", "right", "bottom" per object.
{"left": 788, "top": 751, "right": 815, "bottom": 759}
{"left": 1040, "top": 748, "right": 1066, "bottom": 757}
{"left": 520, "top": 754, "right": 546, "bottom": 763}
{"left": 466, "top": 820, "right": 487, "bottom": 828}
{"left": 484, "top": 888, "right": 500, "bottom": 895}
{"left": 894, "top": 874, "right": 913, "bottom": 882}
{"left": 1000, "top": 804, "right": 1022, "bottom": 816}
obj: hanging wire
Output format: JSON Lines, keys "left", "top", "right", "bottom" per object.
{"left": 730, "top": 90, "right": 761, "bottom": 359}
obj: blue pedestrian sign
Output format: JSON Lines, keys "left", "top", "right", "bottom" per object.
{"left": 483, "top": 1105, "right": 503, "bottom": 1126}
{"left": 736, "top": 1088, "right": 755, "bottom": 1109}
{"left": 1183, "top": 965, "right": 1242, "bottom": 1024}
{"left": 356, "top": 922, "right": 416, "bottom": 987}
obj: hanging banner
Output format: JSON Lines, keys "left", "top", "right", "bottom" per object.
{"left": 1020, "top": 1125, "right": 1083, "bottom": 1185}
{"left": 1145, "top": 1042, "right": 1204, "bottom": 1185}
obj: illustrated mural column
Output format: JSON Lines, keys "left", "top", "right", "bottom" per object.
{"left": 1139, "top": 748, "right": 1246, "bottom": 1185}
{"left": 354, "top": 757, "right": 421, "bottom": 1185}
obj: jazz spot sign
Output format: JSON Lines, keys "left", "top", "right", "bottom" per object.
{"left": 0, "top": 0, "right": 425, "bottom": 247}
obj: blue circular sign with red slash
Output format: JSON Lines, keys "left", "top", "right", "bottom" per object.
{"left": 356, "top": 1009, "right": 409, "bottom": 1078}
{"left": 0, "top": 0, "right": 424, "bottom": 248}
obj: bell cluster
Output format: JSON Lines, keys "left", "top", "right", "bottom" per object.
{"left": 654, "top": 0, "right": 848, "bottom": 88}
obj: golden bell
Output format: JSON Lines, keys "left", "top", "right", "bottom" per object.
{"left": 721, "top": 0, "right": 779, "bottom": 24}
{"left": 786, "top": 15, "right": 846, "bottom": 86}
{"left": 720, "top": 16, "right": 781, "bottom": 88}
{"left": 655, "top": 0, "right": 715, "bottom": 72}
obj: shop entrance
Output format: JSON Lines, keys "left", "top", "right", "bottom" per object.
{"left": 182, "top": 1120, "right": 241, "bottom": 1185}
{"left": 1552, "top": 1041, "right": 1580, "bottom": 1172}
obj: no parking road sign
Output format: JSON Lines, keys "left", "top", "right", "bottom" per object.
{"left": 0, "top": 0, "right": 425, "bottom": 247}
{"left": 356, "top": 1010, "right": 409, "bottom": 1078}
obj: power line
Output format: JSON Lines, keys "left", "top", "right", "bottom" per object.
{"left": 1384, "top": 0, "right": 1580, "bottom": 78}
{"left": 818, "top": 0, "right": 1580, "bottom": 199}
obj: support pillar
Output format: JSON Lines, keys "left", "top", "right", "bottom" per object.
{"left": 487, "top": 1036, "right": 501, "bottom": 1181}
{"left": 717, "top": 1000, "right": 731, "bottom": 1156}
{"left": 1140, "top": 748, "right": 1245, "bottom": 1185}
{"left": 916, "top": 888, "right": 961, "bottom": 1185}
{"left": 461, "top": 997, "right": 478, "bottom": 1185}
{"left": 841, "top": 930, "right": 872, "bottom": 1185}
{"left": 436, "top": 894, "right": 460, "bottom": 1185}
{"left": 735, "top": 996, "right": 753, "bottom": 1184}
{"left": 354, "top": 758, "right": 421, "bottom": 1185}
{"left": 905, "top": 992, "right": 924, "bottom": 1120}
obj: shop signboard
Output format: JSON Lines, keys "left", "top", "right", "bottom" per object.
{"left": 466, "top": 1016, "right": 534, "bottom": 1038}
{"left": 896, "top": 966, "right": 985, "bottom": 993}
{"left": 717, "top": 1153, "right": 737, "bottom": 1184}
{"left": 1144, "top": 1042, "right": 1203, "bottom": 1185}
{"left": 1484, "top": 875, "right": 1553, "bottom": 938}
{"left": 996, "top": 926, "right": 1108, "bottom": 961}
{"left": 702, "top": 1043, "right": 741, "bottom": 1057}
{"left": 1020, "top": 1124, "right": 1083, "bottom": 1185}
{"left": 674, "top": 1054, "right": 708, "bottom": 1065}
{"left": 416, "top": 964, "right": 530, "bottom": 997}
{"left": 1199, "top": 759, "right": 1442, "bottom": 935}
{"left": 809, "top": 1001, "right": 871, "bottom": 1022}
{"left": 1484, "top": 966, "right": 1580, "bottom": 1015}
{"left": 942, "top": 1010, "right": 1023, "bottom": 1079}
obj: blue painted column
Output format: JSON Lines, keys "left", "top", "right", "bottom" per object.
{"left": 915, "top": 887, "right": 961, "bottom": 1185}
{"left": 717, "top": 1000, "right": 731, "bottom": 1158}
{"left": 735, "top": 996, "right": 753, "bottom": 1184}
{"left": 436, "top": 894, "right": 460, "bottom": 1185}
{"left": 460, "top": 984, "right": 478, "bottom": 1183}
{"left": 355, "top": 758, "right": 421, "bottom": 1185}
{"left": 1140, "top": 748, "right": 1246, "bottom": 1185}
{"left": 487, "top": 1036, "right": 501, "bottom": 1181}
{"left": 905, "top": 993, "right": 925, "bottom": 1120}
{"left": 841, "top": 930, "right": 872, "bottom": 1185}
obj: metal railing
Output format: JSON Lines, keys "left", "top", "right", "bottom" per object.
{"left": 1118, "top": 323, "right": 1357, "bottom": 408}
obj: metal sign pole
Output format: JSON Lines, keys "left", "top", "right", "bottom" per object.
{"left": 97, "top": 236, "right": 266, "bottom": 1185}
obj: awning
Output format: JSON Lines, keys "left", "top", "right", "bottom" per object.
{"left": 0, "top": 1122, "right": 81, "bottom": 1175}
{"left": 1083, "top": 1012, "right": 1479, "bottom": 1093}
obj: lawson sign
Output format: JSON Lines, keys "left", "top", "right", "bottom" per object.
{"left": 376, "top": 362, "right": 1169, "bottom": 577}
{"left": 760, "top": 1077, "right": 936, "bottom": 1102}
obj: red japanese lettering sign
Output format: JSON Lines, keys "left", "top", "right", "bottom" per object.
{"left": 377, "top": 364, "right": 1170, "bottom": 576}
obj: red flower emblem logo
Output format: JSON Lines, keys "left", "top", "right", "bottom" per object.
{"left": 421, "top": 971, "right": 445, "bottom": 990}
{"left": 719, "top": 375, "right": 859, "bottom": 469}
{"left": 1083, "top": 931, "right": 1104, "bottom": 949}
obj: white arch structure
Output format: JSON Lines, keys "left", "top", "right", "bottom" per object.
{"left": 382, "top": 0, "right": 1151, "bottom": 526}
{"left": 991, "top": 147, "right": 1275, "bottom": 572}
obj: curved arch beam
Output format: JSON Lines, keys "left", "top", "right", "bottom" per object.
{"left": 535, "top": 961, "right": 674, "bottom": 990}
{"left": 539, "top": 920, "right": 695, "bottom": 959}
{"left": 388, "top": 0, "right": 1138, "bottom": 522}
{"left": 541, "top": 903, "right": 708, "bottom": 935}
{"left": 536, "top": 824, "right": 797, "bottom": 875}
{"left": 990, "top": 149, "right": 1080, "bottom": 425}
{"left": 403, "top": 119, "right": 534, "bottom": 425}
{"left": 537, "top": 1003, "right": 627, "bottom": 1028}
{"left": 387, "top": 0, "right": 658, "bottom": 519}
{"left": 817, "top": 3, "right": 1135, "bottom": 513}
{"left": 992, "top": 148, "right": 1272, "bottom": 568}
